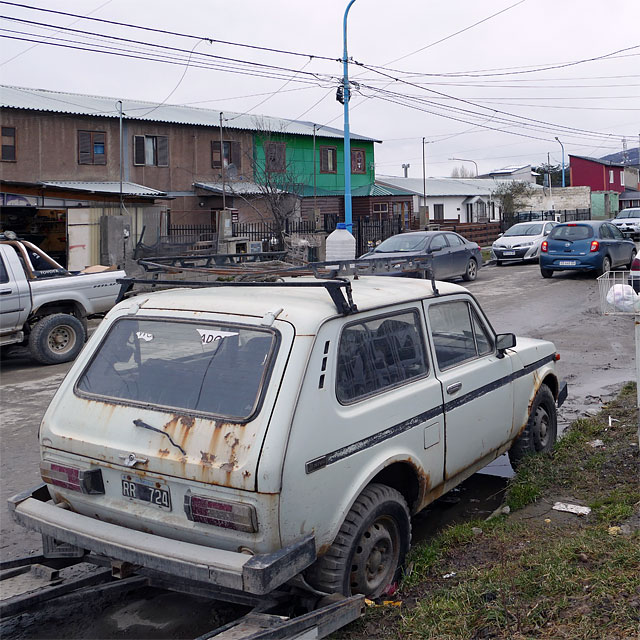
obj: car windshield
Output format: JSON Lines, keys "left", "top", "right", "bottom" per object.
{"left": 616, "top": 210, "right": 640, "bottom": 219}
{"left": 549, "top": 225, "right": 594, "bottom": 241}
{"left": 77, "top": 318, "right": 276, "bottom": 420}
{"left": 374, "top": 234, "right": 428, "bottom": 253}
{"left": 503, "top": 223, "right": 544, "bottom": 237}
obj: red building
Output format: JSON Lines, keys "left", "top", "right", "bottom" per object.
{"left": 569, "top": 155, "right": 626, "bottom": 192}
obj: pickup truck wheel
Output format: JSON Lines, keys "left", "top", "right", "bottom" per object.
{"left": 307, "top": 484, "right": 410, "bottom": 598}
{"left": 29, "top": 314, "right": 86, "bottom": 365}
{"left": 508, "top": 385, "right": 557, "bottom": 469}
{"left": 462, "top": 258, "right": 478, "bottom": 282}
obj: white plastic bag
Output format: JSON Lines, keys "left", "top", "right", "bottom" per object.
{"left": 606, "top": 283, "right": 638, "bottom": 313}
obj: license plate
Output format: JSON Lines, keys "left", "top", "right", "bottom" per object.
{"left": 122, "top": 476, "right": 171, "bottom": 510}
{"left": 503, "top": 251, "right": 516, "bottom": 256}
{"left": 558, "top": 260, "right": 577, "bottom": 266}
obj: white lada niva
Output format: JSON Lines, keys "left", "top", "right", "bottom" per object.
{"left": 10, "top": 272, "right": 566, "bottom": 599}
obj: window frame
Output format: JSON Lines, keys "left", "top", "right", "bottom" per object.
{"left": 211, "top": 140, "right": 241, "bottom": 170}
{"left": 433, "top": 203, "right": 445, "bottom": 220}
{"left": 319, "top": 145, "right": 337, "bottom": 174}
{"left": 74, "top": 317, "right": 281, "bottom": 424}
{"left": 1, "top": 126, "right": 16, "bottom": 162}
{"left": 350, "top": 148, "right": 366, "bottom": 174}
{"left": 335, "top": 308, "right": 431, "bottom": 405}
{"left": 78, "top": 130, "right": 107, "bottom": 165}
{"left": 373, "top": 203, "right": 389, "bottom": 213}
{"left": 427, "top": 299, "right": 496, "bottom": 372}
{"left": 264, "top": 141, "right": 286, "bottom": 173}
{"left": 133, "top": 134, "right": 169, "bottom": 167}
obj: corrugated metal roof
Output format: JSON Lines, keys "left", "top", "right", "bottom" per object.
{"left": 194, "top": 181, "right": 279, "bottom": 195}
{"left": 1, "top": 85, "right": 379, "bottom": 142}
{"left": 569, "top": 154, "right": 625, "bottom": 167}
{"left": 297, "top": 183, "right": 413, "bottom": 198}
{"left": 376, "top": 175, "right": 543, "bottom": 197}
{"left": 42, "top": 181, "right": 167, "bottom": 196}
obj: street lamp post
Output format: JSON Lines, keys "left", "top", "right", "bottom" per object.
{"left": 342, "top": 0, "right": 357, "bottom": 233}
{"left": 555, "top": 136, "right": 566, "bottom": 187}
{"left": 449, "top": 157, "right": 478, "bottom": 176}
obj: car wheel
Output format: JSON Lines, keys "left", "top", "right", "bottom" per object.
{"left": 462, "top": 258, "right": 478, "bottom": 281}
{"left": 540, "top": 267, "right": 553, "bottom": 278}
{"left": 28, "top": 313, "right": 86, "bottom": 365}
{"left": 496, "top": 259, "right": 503, "bottom": 267}
{"left": 628, "top": 250, "right": 637, "bottom": 269}
{"left": 307, "top": 484, "right": 411, "bottom": 598}
{"left": 508, "top": 385, "right": 557, "bottom": 469}
{"left": 597, "top": 255, "right": 612, "bottom": 277}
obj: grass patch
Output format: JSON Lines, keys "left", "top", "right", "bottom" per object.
{"left": 335, "top": 383, "right": 639, "bottom": 639}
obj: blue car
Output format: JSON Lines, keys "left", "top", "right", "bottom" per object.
{"left": 539, "top": 220, "right": 637, "bottom": 278}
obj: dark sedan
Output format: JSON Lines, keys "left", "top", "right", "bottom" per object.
{"left": 539, "top": 220, "right": 636, "bottom": 278}
{"left": 360, "top": 231, "right": 482, "bottom": 281}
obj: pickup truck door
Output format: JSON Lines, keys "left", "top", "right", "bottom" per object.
{"left": 423, "top": 297, "right": 514, "bottom": 480}
{"left": 0, "top": 246, "right": 30, "bottom": 334}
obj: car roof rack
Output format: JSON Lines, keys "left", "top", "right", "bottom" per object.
{"left": 117, "top": 254, "right": 438, "bottom": 316}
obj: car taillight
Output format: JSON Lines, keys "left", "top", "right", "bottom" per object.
{"left": 184, "top": 492, "right": 258, "bottom": 533}
{"left": 40, "top": 462, "right": 105, "bottom": 494}
{"left": 590, "top": 241, "right": 599, "bottom": 252}
{"left": 541, "top": 241, "right": 548, "bottom": 252}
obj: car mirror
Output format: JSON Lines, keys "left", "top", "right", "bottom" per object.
{"left": 497, "top": 233, "right": 503, "bottom": 238}
{"left": 496, "top": 333, "right": 516, "bottom": 358}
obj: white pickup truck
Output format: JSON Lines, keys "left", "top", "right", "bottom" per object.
{"left": 0, "top": 234, "right": 125, "bottom": 364}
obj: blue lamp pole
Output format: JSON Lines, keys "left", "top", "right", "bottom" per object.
{"left": 555, "top": 136, "right": 565, "bottom": 187}
{"left": 343, "top": 0, "right": 357, "bottom": 232}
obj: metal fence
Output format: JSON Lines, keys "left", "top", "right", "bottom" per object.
{"left": 502, "top": 209, "right": 591, "bottom": 230}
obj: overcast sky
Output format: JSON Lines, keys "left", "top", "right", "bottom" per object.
{"left": 1, "top": 0, "right": 639, "bottom": 177}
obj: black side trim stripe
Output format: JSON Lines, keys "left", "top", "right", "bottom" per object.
{"left": 305, "top": 352, "right": 557, "bottom": 474}
{"left": 305, "top": 405, "right": 443, "bottom": 474}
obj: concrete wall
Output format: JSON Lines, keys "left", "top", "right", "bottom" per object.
{"left": 523, "top": 186, "right": 591, "bottom": 211}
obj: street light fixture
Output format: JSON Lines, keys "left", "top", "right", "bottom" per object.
{"left": 555, "top": 137, "right": 566, "bottom": 187}
{"left": 342, "top": 0, "right": 358, "bottom": 234}
{"left": 449, "top": 157, "right": 479, "bottom": 176}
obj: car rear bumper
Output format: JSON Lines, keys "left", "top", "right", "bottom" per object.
{"left": 9, "top": 484, "right": 316, "bottom": 595}
{"left": 540, "top": 255, "right": 599, "bottom": 271}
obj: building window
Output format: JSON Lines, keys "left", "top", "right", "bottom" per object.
{"left": 264, "top": 141, "right": 286, "bottom": 172}
{"left": 373, "top": 203, "right": 388, "bottom": 213}
{"left": 609, "top": 169, "right": 614, "bottom": 184}
{"left": 320, "top": 146, "right": 337, "bottom": 173}
{"left": 78, "top": 131, "right": 106, "bottom": 165}
{"left": 212, "top": 140, "right": 241, "bottom": 170}
{"left": 433, "top": 204, "right": 444, "bottom": 220}
{"left": 351, "top": 148, "right": 366, "bottom": 174}
{"left": 133, "top": 135, "right": 169, "bottom": 166}
{"left": 620, "top": 171, "right": 624, "bottom": 187}
{"left": 1, "top": 126, "right": 16, "bottom": 162}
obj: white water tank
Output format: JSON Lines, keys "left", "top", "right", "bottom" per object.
{"left": 325, "top": 223, "right": 356, "bottom": 261}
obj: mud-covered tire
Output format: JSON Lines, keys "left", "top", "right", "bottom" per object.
{"left": 306, "top": 484, "right": 411, "bottom": 598}
{"left": 540, "top": 266, "right": 553, "bottom": 278}
{"left": 462, "top": 258, "right": 478, "bottom": 282}
{"left": 29, "top": 314, "right": 86, "bottom": 365}
{"left": 508, "top": 385, "right": 557, "bottom": 469}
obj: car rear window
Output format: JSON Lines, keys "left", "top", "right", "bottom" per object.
{"left": 76, "top": 318, "right": 277, "bottom": 421}
{"left": 549, "top": 225, "right": 594, "bottom": 241}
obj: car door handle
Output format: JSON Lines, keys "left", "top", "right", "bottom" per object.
{"left": 446, "top": 382, "right": 462, "bottom": 395}
{"left": 0, "top": 289, "right": 12, "bottom": 295}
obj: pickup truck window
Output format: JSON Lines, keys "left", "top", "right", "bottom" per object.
{"left": 429, "top": 301, "right": 494, "bottom": 370}
{"left": 0, "top": 256, "right": 8, "bottom": 283}
{"left": 76, "top": 318, "right": 277, "bottom": 421}
{"left": 336, "top": 310, "right": 429, "bottom": 404}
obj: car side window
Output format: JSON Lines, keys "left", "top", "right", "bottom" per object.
{"left": 599, "top": 225, "right": 612, "bottom": 239}
{"left": 336, "top": 310, "right": 429, "bottom": 404}
{"left": 609, "top": 224, "right": 624, "bottom": 240}
{"left": 428, "top": 300, "right": 494, "bottom": 370}
{"left": 445, "top": 233, "right": 463, "bottom": 247}
{"left": 430, "top": 234, "right": 448, "bottom": 250}
{"left": 0, "top": 256, "right": 8, "bottom": 284}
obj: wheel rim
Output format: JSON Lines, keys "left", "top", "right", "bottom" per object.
{"left": 603, "top": 257, "right": 611, "bottom": 273}
{"left": 350, "top": 516, "right": 400, "bottom": 597}
{"left": 47, "top": 325, "right": 77, "bottom": 355}
{"left": 534, "top": 404, "right": 550, "bottom": 449}
{"left": 468, "top": 260, "right": 477, "bottom": 279}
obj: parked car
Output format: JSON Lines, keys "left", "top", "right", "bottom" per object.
{"left": 610, "top": 207, "right": 640, "bottom": 240}
{"left": 539, "top": 220, "right": 636, "bottom": 278}
{"left": 10, "top": 268, "right": 566, "bottom": 602}
{"left": 0, "top": 233, "right": 125, "bottom": 364}
{"left": 360, "top": 231, "right": 482, "bottom": 281}
{"left": 492, "top": 221, "right": 557, "bottom": 265}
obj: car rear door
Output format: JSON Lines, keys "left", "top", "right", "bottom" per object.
{"left": 444, "top": 233, "right": 470, "bottom": 276}
{"left": 423, "top": 296, "right": 514, "bottom": 480}
{"left": 427, "top": 233, "right": 453, "bottom": 278}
